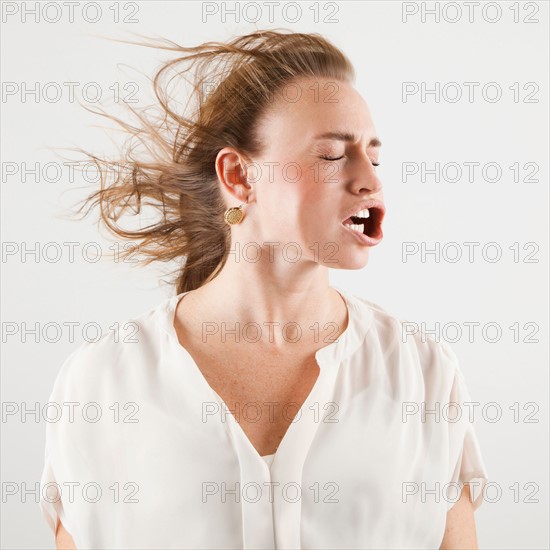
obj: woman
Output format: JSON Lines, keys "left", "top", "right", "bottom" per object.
{"left": 40, "top": 30, "right": 488, "bottom": 549}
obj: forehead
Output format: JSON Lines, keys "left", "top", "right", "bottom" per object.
{"left": 259, "top": 77, "right": 375, "bottom": 144}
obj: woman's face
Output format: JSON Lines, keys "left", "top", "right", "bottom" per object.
{"left": 245, "top": 76, "right": 385, "bottom": 270}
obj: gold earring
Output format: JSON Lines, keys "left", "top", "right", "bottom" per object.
{"left": 224, "top": 202, "right": 246, "bottom": 225}
{"left": 224, "top": 186, "right": 252, "bottom": 225}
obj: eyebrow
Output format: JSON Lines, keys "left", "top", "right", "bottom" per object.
{"left": 313, "top": 131, "right": 382, "bottom": 148}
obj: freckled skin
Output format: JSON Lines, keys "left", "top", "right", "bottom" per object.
{"left": 439, "top": 484, "right": 479, "bottom": 550}
{"left": 244, "top": 76, "right": 384, "bottom": 270}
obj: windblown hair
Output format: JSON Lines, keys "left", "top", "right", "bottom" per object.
{"left": 76, "top": 29, "right": 355, "bottom": 293}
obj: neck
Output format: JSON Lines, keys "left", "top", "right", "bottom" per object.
{"left": 183, "top": 250, "right": 348, "bottom": 346}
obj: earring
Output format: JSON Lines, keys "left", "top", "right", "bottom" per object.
{"left": 224, "top": 186, "right": 252, "bottom": 225}
{"left": 223, "top": 202, "right": 246, "bottom": 225}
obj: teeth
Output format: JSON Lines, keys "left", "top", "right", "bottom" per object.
{"left": 349, "top": 223, "right": 364, "bottom": 233}
{"left": 354, "top": 209, "right": 370, "bottom": 218}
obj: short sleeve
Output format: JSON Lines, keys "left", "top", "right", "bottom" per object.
{"left": 39, "top": 447, "right": 63, "bottom": 534}
{"left": 38, "top": 347, "right": 83, "bottom": 542}
{"left": 446, "top": 362, "right": 489, "bottom": 512}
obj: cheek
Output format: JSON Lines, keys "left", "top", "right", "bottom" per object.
{"left": 302, "top": 191, "right": 338, "bottom": 222}
{"left": 256, "top": 163, "right": 339, "bottom": 233}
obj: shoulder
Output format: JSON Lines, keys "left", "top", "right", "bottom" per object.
{"left": 47, "top": 295, "right": 174, "bottom": 401}
{"left": 350, "top": 292, "right": 459, "bottom": 387}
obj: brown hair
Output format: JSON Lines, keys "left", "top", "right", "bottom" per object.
{"left": 75, "top": 29, "right": 355, "bottom": 294}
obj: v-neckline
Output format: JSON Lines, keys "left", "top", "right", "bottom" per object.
{"left": 168, "top": 286, "right": 353, "bottom": 465}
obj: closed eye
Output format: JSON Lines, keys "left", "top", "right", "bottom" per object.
{"left": 321, "top": 155, "right": 344, "bottom": 161}
{"left": 320, "top": 155, "right": 380, "bottom": 166}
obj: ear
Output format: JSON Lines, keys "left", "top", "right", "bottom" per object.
{"left": 215, "top": 147, "right": 253, "bottom": 203}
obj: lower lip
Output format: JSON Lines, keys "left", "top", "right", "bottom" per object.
{"left": 341, "top": 223, "right": 383, "bottom": 246}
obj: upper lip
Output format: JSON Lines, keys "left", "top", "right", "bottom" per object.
{"left": 341, "top": 199, "right": 386, "bottom": 223}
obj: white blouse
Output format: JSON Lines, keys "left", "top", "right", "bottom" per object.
{"left": 39, "top": 286, "right": 489, "bottom": 549}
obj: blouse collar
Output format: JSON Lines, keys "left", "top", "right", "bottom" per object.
{"left": 158, "top": 285, "right": 373, "bottom": 367}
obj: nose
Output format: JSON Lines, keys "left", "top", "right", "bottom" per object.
{"left": 349, "top": 154, "right": 383, "bottom": 194}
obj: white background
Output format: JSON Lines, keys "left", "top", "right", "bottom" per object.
{"left": 1, "top": 1, "right": 548, "bottom": 548}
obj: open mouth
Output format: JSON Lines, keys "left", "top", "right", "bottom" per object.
{"left": 342, "top": 207, "right": 384, "bottom": 240}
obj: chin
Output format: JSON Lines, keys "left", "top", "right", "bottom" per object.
{"left": 328, "top": 250, "right": 370, "bottom": 270}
